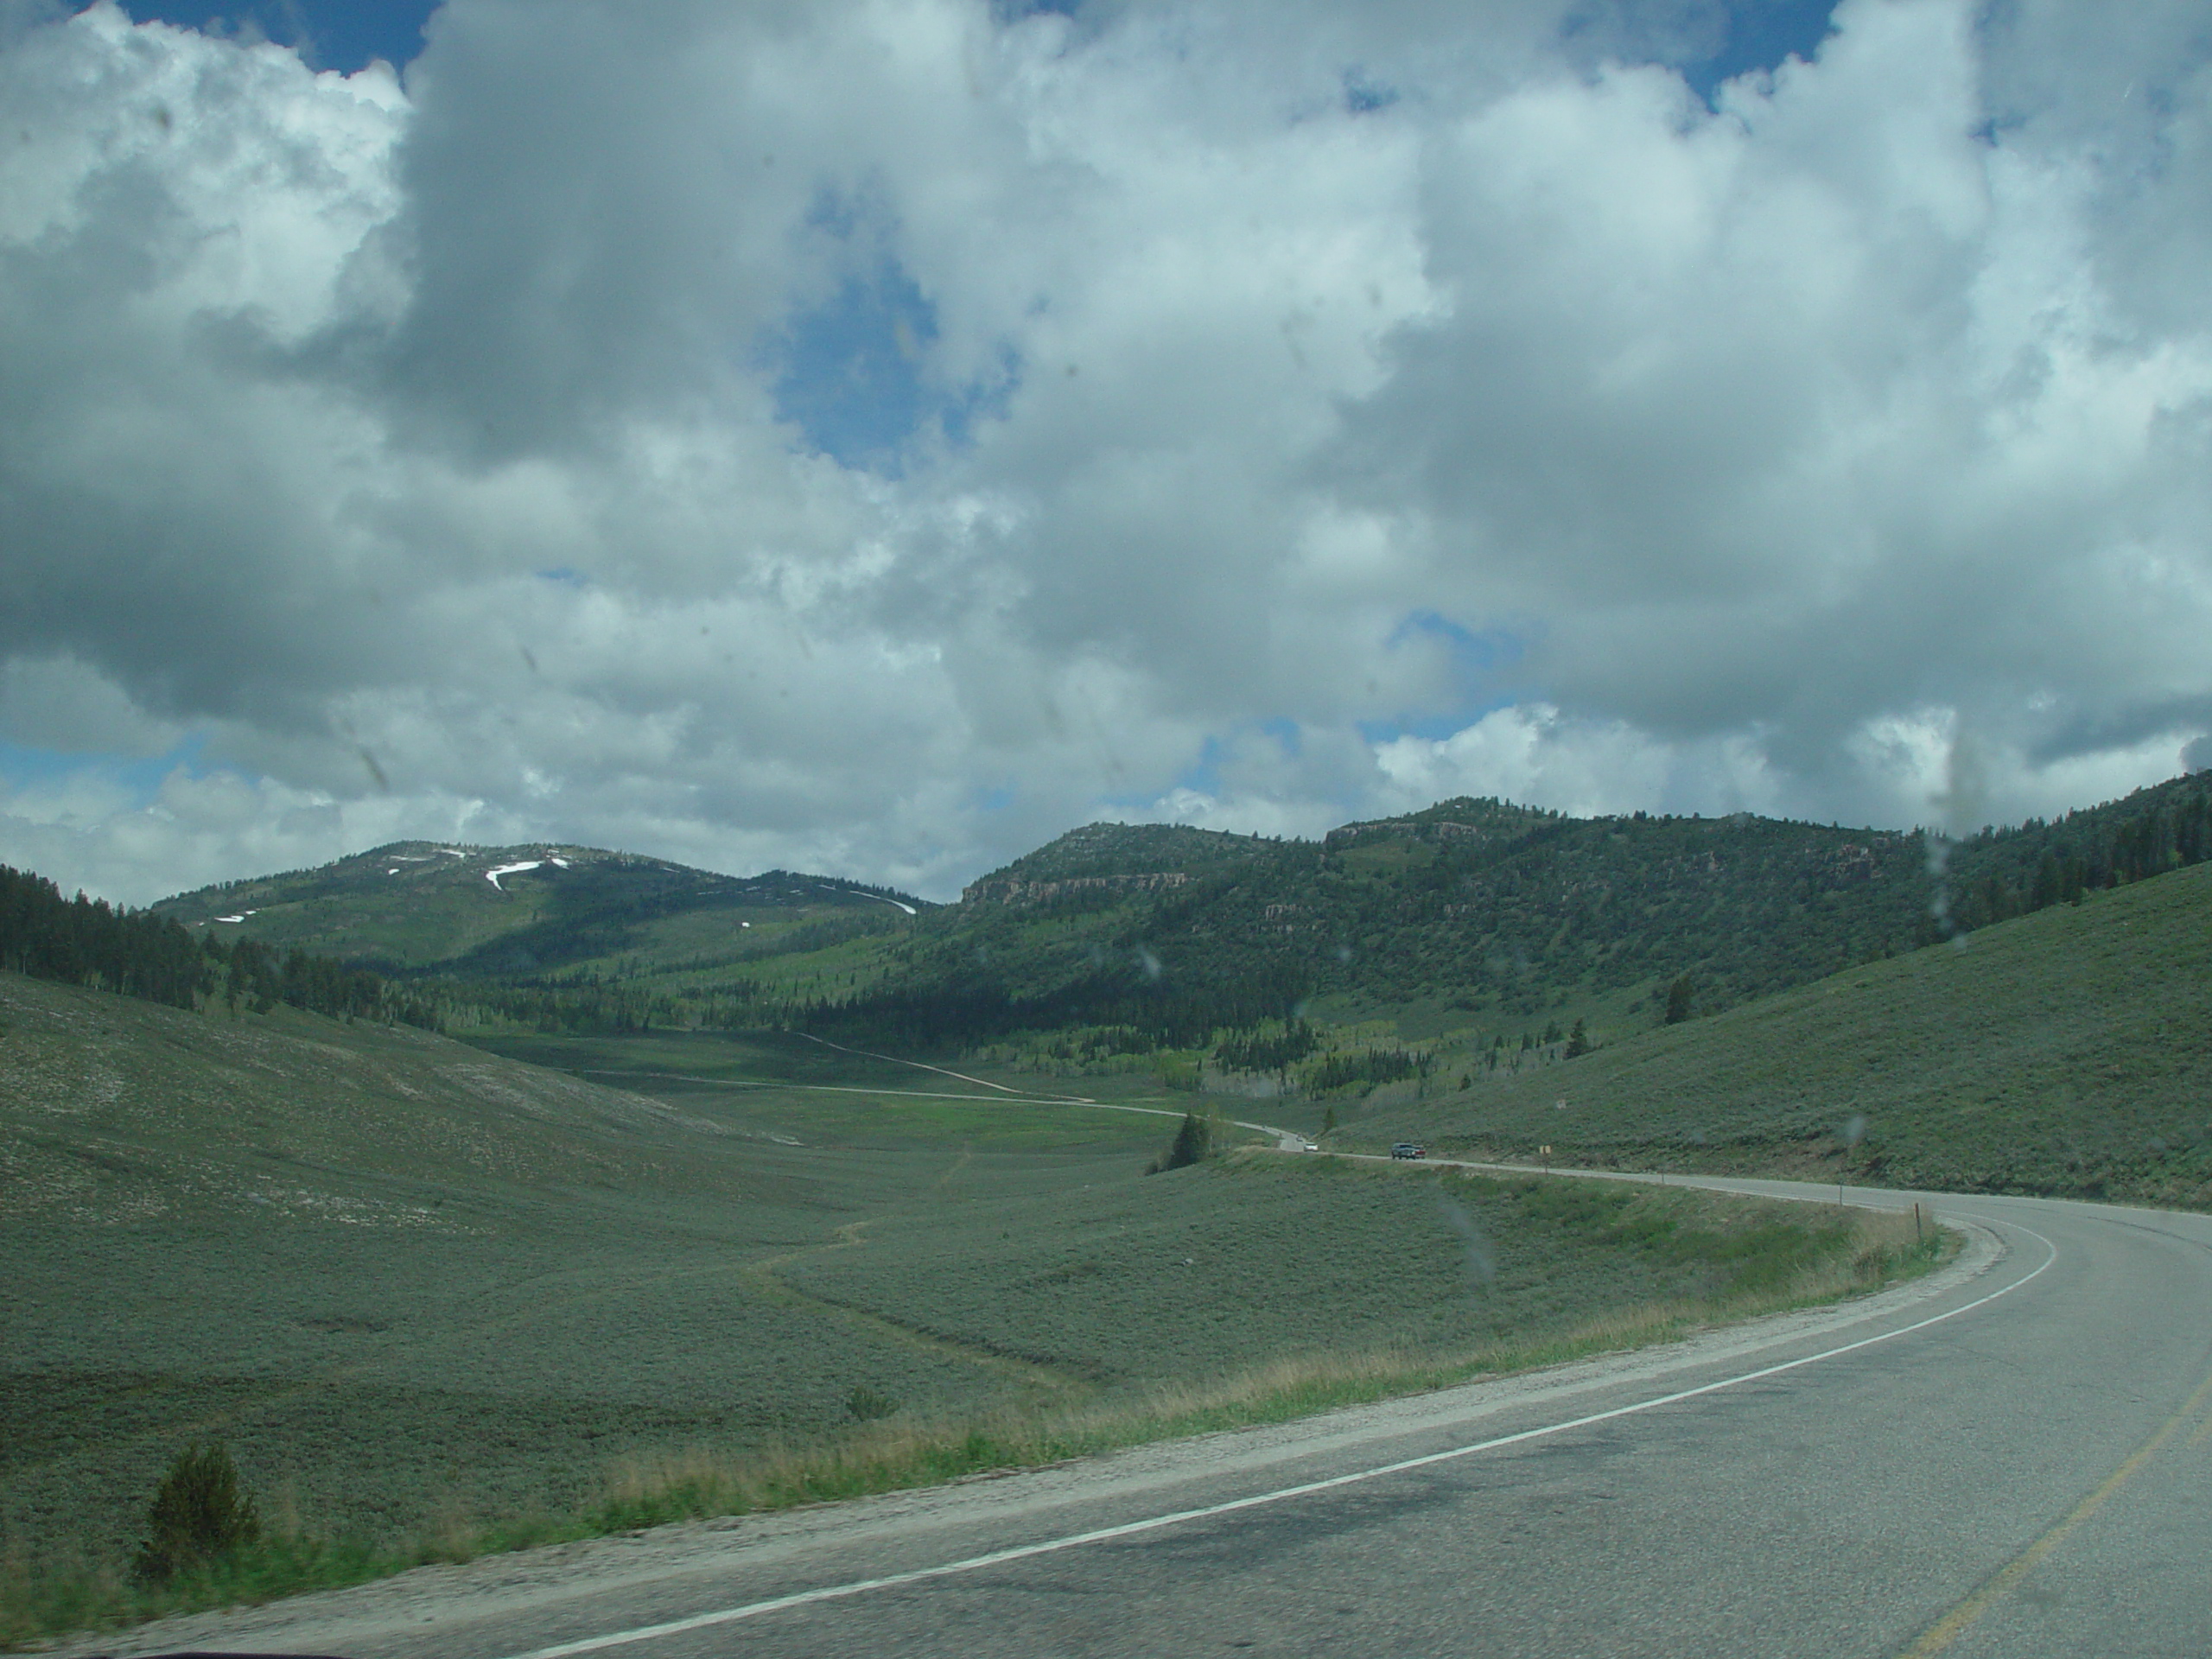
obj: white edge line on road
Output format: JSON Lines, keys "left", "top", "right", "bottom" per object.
{"left": 500, "top": 1218, "right": 2058, "bottom": 1659}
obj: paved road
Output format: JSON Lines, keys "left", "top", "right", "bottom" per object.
{"left": 88, "top": 1180, "right": 2212, "bottom": 1659}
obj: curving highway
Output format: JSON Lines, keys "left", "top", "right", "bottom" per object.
{"left": 79, "top": 1179, "right": 2212, "bottom": 1659}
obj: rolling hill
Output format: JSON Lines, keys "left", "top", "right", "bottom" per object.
{"left": 1353, "top": 855, "right": 2212, "bottom": 1209}
{"left": 115, "top": 769, "right": 2212, "bottom": 1065}
{"left": 150, "top": 840, "right": 929, "bottom": 982}
{"left": 796, "top": 772, "right": 2212, "bottom": 1058}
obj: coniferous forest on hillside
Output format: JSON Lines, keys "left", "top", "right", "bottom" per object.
{"left": 0, "top": 865, "right": 437, "bottom": 1028}
{"left": 790, "top": 772, "right": 2212, "bottom": 1054}
{"left": 14, "top": 771, "right": 2212, "bottom": 1060}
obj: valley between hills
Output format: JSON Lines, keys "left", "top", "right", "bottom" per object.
{"left": 4, "top": 772, "right": 2209, "bottom": 1643}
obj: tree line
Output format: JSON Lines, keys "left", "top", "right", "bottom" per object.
{"left": 0, "top": 861, "right": 436, "bottom": 1028}
{"left": 0, "top": 863, "right": 209, "bottom": 1008}
{"left": 791, "top": 962, "right": 1313, "bottom": 1053}
{"left": 1926, "top": 780, "right": 2212, "bottom": 937}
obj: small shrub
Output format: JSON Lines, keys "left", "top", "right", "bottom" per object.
{"left": 134, "top": 1444, "right": 261, "bottom": 1585}
{"left": 847, "top": 1385, "right": 900, "bottom": 1422}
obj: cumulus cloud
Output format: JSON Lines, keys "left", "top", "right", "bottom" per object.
{"left": 2, "top": 0, "right": 2209, "bottom": 904}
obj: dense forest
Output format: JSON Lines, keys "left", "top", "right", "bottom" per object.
{"left": 0, "top": 865, "right": 209, "bottom": 1008}
{"left": 793, "top": 961, "right": 1314, "bottom": 1052}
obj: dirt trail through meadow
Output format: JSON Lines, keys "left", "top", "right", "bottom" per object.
{"left": 741, "top": 1211, "right": 1090, "bottom": 1402}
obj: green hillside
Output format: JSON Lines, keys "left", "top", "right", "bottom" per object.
{"left": 1356, "top": 857, "right": 2212, "bottom": 1209}
{"left": 152, "top": 840, "right": 930, "bottom": 974}
{"left": 959, "top": 820, "right": 1279, "bottom": 896}
{"left": 0, "top": 969, "right": 1150, "bottom": 1614}
{"left": 1, "top": 968, "right": 1924, "bottom": 1643}
{"left": 124, "top": 770, "right": 2212, "bottom": 1071}
{"left": 144, "top": 841, "right": 931, "bottom": 1027}
{"left": 794, "top": 772, "right": 2212, "bottom": 1064}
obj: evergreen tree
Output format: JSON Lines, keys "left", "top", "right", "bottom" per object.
{"left": 1154, "top": 1111, "right": 1213, "bottom": 1172}
{"left": 1564, "top": 1017, "right": 1589, "bottom": 1058}
{"left": 1664, "top": 974, "right": 1694, "bottom": 1025}
{"left": 2031, "top": 851, "right": 2062, "bottom": 910}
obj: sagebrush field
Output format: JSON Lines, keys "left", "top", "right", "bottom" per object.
{"left": 1, "top": 971, "right": 1936, "bottom": 1645}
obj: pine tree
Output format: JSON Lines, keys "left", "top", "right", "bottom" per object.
{"left": 1153, "top": 1111, "right": 1212, "bottom": 1172}
{"left": 1565, "top": 1017, "right": 1589, "bottom": 1058}
{"left": 2031, "top": 850, "right": 2062, "bottom": 911}
{"left": 1664, "top": 975, "right": 1694, "bottom": 1025}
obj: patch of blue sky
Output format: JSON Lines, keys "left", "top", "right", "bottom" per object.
{"left": 118, "top": 0, "right": 439, "bottom": 73}
{"left": 1343, "top": 68, "right": 1398, "bottom": 115}
{"left": 0, "top": 735, "right": 211, "bottom": 804}
{"left": 1173, "top": 735, "right": 1229, "bottom": 800}
{"left": 1357, "top": 610, "right": 1526, "bottom": 747}
{"left": 1564, "top": 0, "right": 1839, "bottom": 107}
{"left": 1389, "top": 609, "right": 1521, "bottom": 676}
{"left": 1093, "top": 720, "right": 1306, "bottom": 817}
{"left": 1258, "top": 716, "right": 1302, "bottom": 759}
{"left": 537, "top": 567, "right": 588, "bottom": 588}
{"left": 768, "top": 253, "right": 1016, "bottom": 474}
{"left": 1687, "top": 0, "right": 1837, "bottom": 100}
{"left": 975, "top": 784, "right": 1017, "bottom": 814}
{"left": 1357, "top": 708, "right": 1516, "bottom": 746}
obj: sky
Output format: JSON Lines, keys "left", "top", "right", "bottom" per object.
{"left": 3, "top": 0, "right": 2210, "bottom": 906}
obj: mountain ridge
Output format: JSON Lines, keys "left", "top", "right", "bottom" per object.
{"left": 86, "top": 768, "right": 2212, "bottom": 1052}
{"left": 150, "top": 840, "right": 932, "bottom": 977}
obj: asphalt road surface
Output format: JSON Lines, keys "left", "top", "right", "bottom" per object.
{"left": 79, "top": 1178, "right": 2212, "bottom": 1659}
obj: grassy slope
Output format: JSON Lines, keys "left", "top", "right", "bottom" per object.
{"left": 784, "top": 1154, "right": 1896, "bottom": 1384}
{"left": 4, "top": 975, "right": 1935, "bottom": 1645}
{"left": 0, "top": 974, "right": 1061, "bottom": 1566}
{"left": 1358, "top": 860, "right": 2212, "bottom": 1206}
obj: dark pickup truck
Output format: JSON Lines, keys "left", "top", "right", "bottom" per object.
{"left": 1389, "top": 1142, "right": 1426, "bottom": 1160}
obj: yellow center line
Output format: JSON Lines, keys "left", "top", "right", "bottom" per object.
{"left": 1901, "top": 1368, "right": 2212, "bottom": 1656}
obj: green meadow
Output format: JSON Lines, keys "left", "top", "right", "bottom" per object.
{"left": 0, "top": 969, "right": 1932, "bottom": 1645}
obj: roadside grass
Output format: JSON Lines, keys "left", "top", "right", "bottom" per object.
{"left": 467, "top": 1026, "right": 974, "bottom": 1092}
{"left": 1357, "top": 861, "right": 2212, "bottom": 1209}
{"left": 774, "top": 1154, "right": 1884, "bottom": 1386}
{"left": 593, "top": 1191, "right": 1945, "bottom": 1533}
